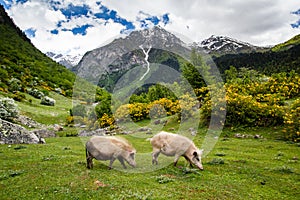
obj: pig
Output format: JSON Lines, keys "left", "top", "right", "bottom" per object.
{"left": 149, "top": 131, "right": 204, "bottom": 170}
{"left": 86, "top": 136, "right": 136, "bottom": 169}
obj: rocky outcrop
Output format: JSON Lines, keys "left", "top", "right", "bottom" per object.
{"left": 0, "top": 119, "right": 44, "bottom": 144}
{"left": 78, "top": 128, "right": 106, "bottom": 137}
{"left": 31, "top": 129, "right": 56, "bottom": 139}
{"left": 15, "top": 115, "right": 43, "bottom": 128}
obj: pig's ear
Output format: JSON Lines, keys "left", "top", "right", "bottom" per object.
{"left": 198, "top": 149, "right": 204, "bottom": 155}
{"left": 129, "top": 150, "right": 136, "bottom": 155}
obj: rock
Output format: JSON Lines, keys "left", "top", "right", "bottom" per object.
{"left": 138, "top": 127, "right": 152, "bottom": 132}
{"left": 41, "top": 96, "right": 55, "bottom": 106}
{"left": 0, "top": 119, "right": 43, "bottom": 144}
{"left": 15, "top": 115, "right": 43, "bottom": 128}
{"left": 154, "top": 120, "right": 161, "bottom": 125}
{"left": 254, "top": 134, "right": 262, "bottom": 139}
{"left": 120, "top": 131, "right": 133, "bottom": 135}
{"left": 78, "top": 128, "right": 106, "bottom": 137}
{"left": 188, "top": 127, "right": 197, "bottom": 136}
{"left": 234, "top": 133, "right": 245, "bottom": 138}
{"left": 31, "top": 129, "right": 56, "bottom": 138}
{"left": 53, "top": 124, "right": 64, "bottom": 131}
{"left": 39, "top": 138, "right": 46, "bottom": 144}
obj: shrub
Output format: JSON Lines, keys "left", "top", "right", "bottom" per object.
{"left": 95, "top": 100, "right": 112, "bottom": 119}
{"left": 200, "top": 82, "right": 285, "bottom": 127}
{"left": 128, "top": 103, "right": 149, "bottom": 122}
{"left": 71, "top": 104, "right": 87, "bottom": 117}
{"left": 178, "top": 94, "right": 199, "bottom": 121}
{"left": 283, "top": 99, "right": 300, "bottom": 142}
{"left": 65, "top": 116, "right": 74, "bottom": 126}
{"left": 0, "top": 97, "right": 19, "bottom": 121}
{"left": 114, "top": 104, "right": 130, "bottom": 121}
{"left": 41, "top": 96, "right": 55, "bottom": 106}
{"left": 8, "top": 78, "right": 21, "bottom": 92}
{"left": 98, "top": 113, "right": 115, "bottom": 128}
{"left": 28, "top": 88, "right": 44, "bottom": 99}
{"left": 148, "top": 103, "right": 167, "bottom": 118}
{"left": 114, "top": 103, "right": 149, "bottom": 122}
{"left": 12, "top": 92, "right": 26, "bottom": 102}
{"left": 149, "top": 98, "right": 178, "bottom": 117}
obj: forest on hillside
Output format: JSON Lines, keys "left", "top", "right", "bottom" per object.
{"left": 67, "top": 50, "right": 300, "bottom": 142}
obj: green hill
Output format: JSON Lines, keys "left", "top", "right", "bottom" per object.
{"left": 272, "top": 34, "right": 300, "bottom": 52}
{"left": 214, "top": 43, "right": 300, "bottom": 75}
{"left": 0, "top": 5, "right": 75, "bottom": 96}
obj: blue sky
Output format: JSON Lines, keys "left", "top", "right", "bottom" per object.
{"left": 291, "top": 9, "right": 300, "bottom": 28}
{"left": 0, "top": 0, "right": 299, "bottom": 55}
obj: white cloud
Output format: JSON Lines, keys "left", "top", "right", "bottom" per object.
{"left": 5, "top": 0, "right": 300, "bottom": 55}
{"left": 31, "top": 19, "right": 124, "bottom": 55}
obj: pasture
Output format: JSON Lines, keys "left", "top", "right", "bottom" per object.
{"left": 0, "top": 130, "right": 299, "bottom": 200}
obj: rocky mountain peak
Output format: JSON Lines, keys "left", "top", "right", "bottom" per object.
{"left": 198, "top": 35, "right": 262, "bottom": 54}
{"left": 45, "top": 52, "right": 82, "bottom": 69}
{"left": 74, "top": 26, "right": 190, "bottom": 84}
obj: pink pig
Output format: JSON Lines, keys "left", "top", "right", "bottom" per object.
{"left": 150, "top": 131, "right": 204, "bottom": 170}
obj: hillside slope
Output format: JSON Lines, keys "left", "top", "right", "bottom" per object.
{"left": 214, "top": 43, "right": 300, "bottom": 75}
{"left": 0, "top": 5, "right": 75, "bottom": 96}
{"left": 272, "top": 34, "right": 300, "bottom": 52}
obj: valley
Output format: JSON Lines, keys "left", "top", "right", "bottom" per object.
{"left": 0, "top": 3, "right": 300, "bottom": 200}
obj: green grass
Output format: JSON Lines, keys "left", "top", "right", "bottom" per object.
{"left": 0, "top": 132, "right": 299, "bottom": 200}
{"left": 17, "top": 92, "right": 72, "bottom": 125}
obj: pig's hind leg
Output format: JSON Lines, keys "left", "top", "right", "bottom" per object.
{"left": 108, "top": 157, "right": 117, "bottom": 170}
{"left": 152, "top": 148, "right": 161, "bottom": 165}
{"left": 173, "top": 154, "right": 181, "bottom": 167}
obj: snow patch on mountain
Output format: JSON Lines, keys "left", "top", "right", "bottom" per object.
{"left": 194, "top": 35, "right": 263, "bottom": 54}
{"left": 46, "top": 52, "right": 82, "bottom": 68}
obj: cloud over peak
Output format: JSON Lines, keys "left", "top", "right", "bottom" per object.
{"left": 1, "top": 0, "right": 299, "bottom": 56}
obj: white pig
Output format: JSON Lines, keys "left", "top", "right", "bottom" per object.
{"left": 150, "top": 131, "right": 204, "bottom": 170}
{"left": 86, "top": 136, "right": 136, "bottom": 169}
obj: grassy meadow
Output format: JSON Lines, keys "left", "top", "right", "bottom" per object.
{"left": 0, "top": 130, "right": 299, "bottom": 200}
{"left": 1, "top": 89, "right": 299, "bottom": 199}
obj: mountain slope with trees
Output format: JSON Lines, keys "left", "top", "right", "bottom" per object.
{"left": 0, "top": 5, "right": 75, "bottom": 97}
{"left": 213, "top": 38, "right": 300, "bottom": 75}
{"left": 272, "top": 34, "right": 300, "bottom": 52}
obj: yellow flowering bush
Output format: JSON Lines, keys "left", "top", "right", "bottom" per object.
{"left": 98, "top": 113, "right": 115, "bottom": 128}
{"left": 283, "top": 99, "right": 300, "bottom": 142}
{"left": 149, "top": 98, "right": 178, "bottom": 116}
{"left": 178, "top": 94, "right": 199, "bottom": 120}
{"left": 114, "top": 103, "right": 149, "bottom": 122}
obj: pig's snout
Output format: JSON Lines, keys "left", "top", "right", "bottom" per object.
{"left": 197, "top": 164, "right": 204, "bottom": 170}
{"left": 129, "top": 160, "right": 136, "bottom": 168}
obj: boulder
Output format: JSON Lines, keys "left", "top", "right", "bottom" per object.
{"left": 15, "top": 115, "right": 43, "bottom": 128}
{"left": 31, "top": 129, "right": 56, "bottom": 138}
{"left": 0, "top": 119, "right": 44, "bottom": 144}
{"left": 78, "top": 128, "right": 106, "bottom": 137}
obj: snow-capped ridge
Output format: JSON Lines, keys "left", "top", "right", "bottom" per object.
{"left": 46, "top": 52, "right": 83, "bottom": 69}
{"left": 196, "top": 35, "right": 263, "bottom": 54}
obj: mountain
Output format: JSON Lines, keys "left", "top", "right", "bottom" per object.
{"left": 74, "top": 26, "right": 299, "bottom": 90}
{"left": 272, "top": 34, "right": 300, "bottom": 52}
{"left": 0, "top": 5, "right": 75, "bottom": 96}
{"left": 74, "top": 26, "right": 191, "bottom": 86}
{"left": 214, "top": 42, "right": 300, "bottom": 75}
{"left": 46, "top": 52, "right": 82, "bottom": 69}
{"left": 191, "top": 35, "right": 267, "bottom": 55}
